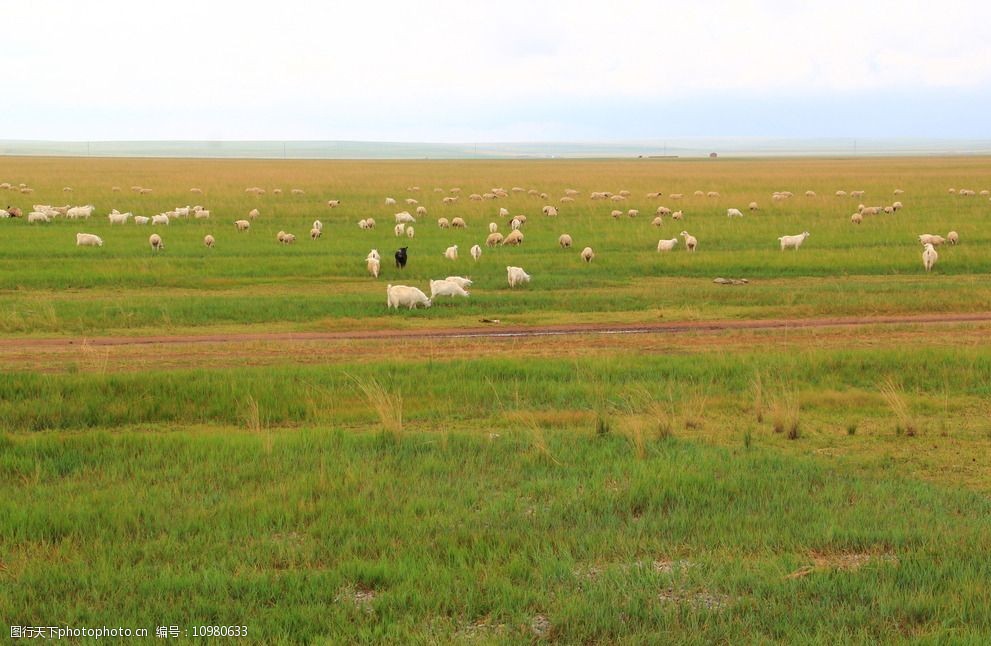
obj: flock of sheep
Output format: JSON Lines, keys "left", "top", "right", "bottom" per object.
{"left": 2, "top": 179, "right": 980, "bottom": 311}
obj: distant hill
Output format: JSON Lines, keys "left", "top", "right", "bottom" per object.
{"left": 2, "top": 138, "right": 990, "bottom": 159}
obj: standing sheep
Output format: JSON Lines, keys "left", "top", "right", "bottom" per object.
{"left": 234, "top": 219, "right": 251, "bottom": 232}
{"left": 470, "top": 244, "right": 482, "bottom": 261}
{"left": 367, "top": 256, "right": 380, "bottom": 278}
{"left": 502, "top": 230, "right": 524, "bottom": 246}
{"left": 947, "top": 231, "right": 959, "bottom": 245}
{"left": 488, "top": 222, "right": 498, "bottom": 233}
{"left": 204, "top": 234, "right": 215, "bottom": 248}
{"left": 149, "top": 233, "right": 164, "bottom": 252}
{"left": 75, "top": 232, "right": 103, "bottom": 247}
{"left": 727, "top": 208, "right": 744, "bottom": 218}
{"left": 451, "top": 217, "right": 467, "bottom": 228}
{"left": 580, "top": 247, "right": 595, "bottom": 263}
{"left": 406, "top": 226, "right": 415, "bottom": 239}
{"left": 444, "top": 245, "right": 458, "bottom": 260}
{"left": 680, "top": 231, "right": 697, "bottom": 252}
{"left": 506, "top": 266, "right": 531, "bottom": 288}
{"left": 558, "top": 234, "right": 573, "bottom": 248}
{"left": 657, "top": 238, "right": 679, "bottom": 252}
{"left": 778, "top": 231, "right": 810, "bottom": 250}
{"left": 386, "top": 284, "right": 431, "bottom": 309}
{"left": 922, "top": 243, "right": 938, "bottom": 272}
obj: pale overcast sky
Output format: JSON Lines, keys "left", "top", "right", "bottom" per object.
{"left": 5, "top": 0, "right": 991, "bottom": 141}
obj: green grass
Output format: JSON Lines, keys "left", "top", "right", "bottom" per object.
{"left": 3, "top": 155, "right": 991, "bottom": 641}
{"left": 2, "top": 429, "right": 990, "bottom": 642}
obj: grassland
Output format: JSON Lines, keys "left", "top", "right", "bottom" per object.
{"left": 1, "top": 155, "right": 990, "bottom": 642}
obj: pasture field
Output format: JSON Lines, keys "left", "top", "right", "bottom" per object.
{"left": 2, "top": 155, "right": 991, "bottom": 642}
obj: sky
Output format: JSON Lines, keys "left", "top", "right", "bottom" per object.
{"left": 5, "top": 0, "right": 991, "bottom": 142}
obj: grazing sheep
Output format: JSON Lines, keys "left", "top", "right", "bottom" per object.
{"left": 6, "top": 207, "right": 21, "bottom": 218}
{"left": 892, "top": 201, "right": 903, "bottom": 211}
{"left": 805, "top": 190, "right": 816, "bottom": 197}
{"left": 151, "top": 214, "right": 170, "bottom": 226}
{"left": 851, "top": 213, "right": 863, "bottom": 224}
{"left": 310, "top": 227, "right": 322, "bottom": 240}
{"left": 394, "top": 223, "right": 406, "bottom": 237}
{"left": 778, "top": 231, "right": 810, "bottom": 250}
{"left": 130, "top": 216, "right": 148, "bottom": 225}
{"left": 918, "top": 234, "right": 945, "bottom": 246}
{"left": 513, "top": 214, "right": 527, "bottom": 225}
{"left": 364, "top": 218, "right": 376, "bottom": 229}
{"left": 610, "top": 210, "right": 623, "bottom": 219}
{"left": 564, "top": 188, "right": 579, "bottom": 196}
{"left": 542, "top": 205, "right": 558, "bottom": 216}
{"left": 406, "top": 226, "right": 415, "bottom": 239}
{"left": 657, "top": 238, "right": 679, "bottom": 252}
{"left": 108, "top": 211, "right": 131, "bottom": 225}
{"left": 384, "top": 197, "right": 398, "bottom": 207}
{"left": 511, "top": 217, "right": 522, "bottom": 230}
{"left": 395, "top": 211, "right": 416, "bottom": 224}
{"left": 450, "top": 188, "right": 462, "bottom": 194}
{"left": 883, "top": 206, "right": 894, "bottom": 214}
{"left": 327, "top": 199, "right": 341, "bottom": 207}
{"left": 149, "top": 233, "right": 164, "bottom": 251}
{"left": 367, "top": 249, "right": 381, "bottom": 262}
{"left": 0, "top": 209, "right": 8, "bottom": 218}
{"left": 561, "top": 196, "right": 576, "bottom": 203}
{"left": 234, "top": 219, "right": 251, "bottom": 231}
{"left": 488, "top": 222, "right": 498, "bottom": 233}
{"left": 707, "top": 191, "right": 720, "bottom": 198}
{"left": 499, "top": 207, "right": 509, "bottom": 217}
{"left": 506, "top": 266, "right": 531, "bottom": 288}
{"left": 669, "top": 193, "right": 683, "bottom": 200}
{"left": 502, "top": 230, "right": 524, "bottom": 246}
{"left": 416, "top": 206, "right": 427, "bottom": 216}
{"left": 850, "top": 190, "right": 865, "bottom": 198}
{"left": 429, "top": 279, "right": 470, "bottom": 299}
{"left": 405, "top": 198, "right": 419, "bottom": 206}
{"left": 204, "top": 234, "right": 215, "bottom": 248}
{"left": 656, "top": 206, "right": 671, "bottom": 216}
{"left": 628, "top": 209, "right": 639, "bottom": 218}
{"left": 580, "top": 246, "right": 594, "bottom": 262}
{"left": 947, "top": 231, "right": 959, "bottom": 245}
{"left": 194, "top": 209, "right": 210, "bottom": 219}
{"left": 469, "top": 193, "right": 483, "bottom": 201}
{"left": 727, "top": 208, "right": 744, "bottom": 218}
{"left": 444, "top": 245, "right": 458, "bottom": 260}
{"left": 680, "top": 231, "right": 697, "bottom": 252}
{"left": 451, "top": 217, "right": 467, "bottom": 229}
{"left": 486, "top": 232, "right": 504, "bottom": 246}
{"left": 66, "top": 204, "right": 95, "bottom": 219}
{"left": 248, "top": 208, "right": 260, "bottom": 219}
{"left": 76, "top": 232, "right": 103, "bottom": 247}
{"left": 112, "top": 186, "right": 122, "bottom": 193}
{"left": 893, "top": 189, "right": 904, "bottom": 195}
{"left": 386, "top": 284, "right": 431, "bottom": 309}
{"left": 482, "top": 193, "right": 497, "bottom": 200}
{"left": 671, "top": 210, "right": 684, "bottom": 220}
{"left": 445, "top": 276, "right": 473, "bottom": 289}
{"left": 438, "top": 217, "right": 450, "bottom": 228}
{"left": 395, "top": 247, "right": 408, "bottom": 269}
{"left": 174, "top": 206, "right": 191, "bottom": 218}
{"left": 922, "top": 243, "right": 938, "bottom": 272}
{"left": 559, "top": 234, "right": 573, "bottom": 248}
{"left": 749, "top": 201, "right": 759, "bottom": 211}
{"left": 470, "top": 244, "right": 482, "bottom": 261}
{"left": 609, "top": 195, "right": 625, "bottom": 202}
{"left": 312, "top": 219, "right": 323, "bottom": 232}
{"left": 367, "top": 256, "right": 380, "bottom": 278}
{"left": 27, "top": 211, "right": 50, "bottom": 223}
{"left": 835, "top": 190, "right": 847, "bottom": 197}
{"left": 651, "top": 216, "right": 664, "bottom": 227}
{"left": 442, "top": 196, "right": 458, "bottom": 204}
{"left": 358, "top": 219, "right": 369, "bottom": 229}
{"left": 407, "top": 186, "right": 421, "bottom": 192}
{"left": 139, "top": 188, "right": 153, "bottom": 195}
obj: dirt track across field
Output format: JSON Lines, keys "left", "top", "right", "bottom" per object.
{"left": 3, "top": 312, "right": 989, "bottom": 348}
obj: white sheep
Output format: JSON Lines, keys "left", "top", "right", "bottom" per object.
{"left": 358, "top": 219, "right": 369, "bottom": 229}
{"left": 429, "top": 279, "right": 470, "bottom": 299}
{"left": 947, "top": 231, "right": 959, "bottom": 245}
{"left": 204, "top": 234, "right": 215, "bottom": 248}
{"left": 805, "top": 190, "right": 816, "bottom": 197}
{"left": 75, "top": 232, "right": 103, "bottom": 247}
{"left": 149, "top": 233, "right": 164, "bottom": 252}
{"left": 851, "top": 213, "right": 863, "bottom": 224}
{"left": 152, "top": 214, "right": 170, "bottom": 226}
{"left": 66, "top": 205, "right": 95, "bottom": 219}
{"left": 132, "top": 216, "right": 149, "bottom": 225}
{"left": 367, "top": 256, "right": 380, "bottom": 278}
{"left": 193, "top": 209, "right": 210, "bottom": 219}
{"left": 367, "top": 249, "right": 381, "bottom": 261}
{"left": 749, "top": 201, "right": 759, "bottom": 211}
{"left": 438, "top": 217, "right": 450, "bottom": 228}
{"left": 727, "top": 208, "right": 744, "bottom": 218}
{"left": 470, "top": 244, "right": 482, "bottom": 261}
{"left": 108, "top": 211, "right": 130, "bottom": 225}
{"left": 469, "top": 193, "right": 483, "bottom": 201}
{"left": 405, "top": 198, "right": 419, "bottom": 205}
{"left": 680, "top": 231, "right": 697, "bottom": 252}
{"left": 656, "top": 206, "right": 671, "bottom": 216}
{"left": 416, "top": 206, "right": 427, "bottom": 216}
{"left": 327, "top": 199, "right": 341, "bottom": 208}
{"left": 174, "top": 206, "right": 191, "bottom": 217}
{"left": 310, "top": 227, "right": 322, "bottom": 240}
{"left": 918, "top": 234, "right": 945, "bottom": 246}
{"left": 893, "top": 189, "right": 904, "bottom": 195}
{"left": 611, "top": 210, "right": 623, "bottom": 219}
{"left": 542, "top": 206, "right": 558, "bottom": 216}
{"left": 364, "top": 218, "right": 376, "bottom": 229}
{"left": 486, "top": 232, "right": 504, "bottom": 246}
{"left": 394, "top": 211, "right": 416, "bottom": 224}
{"left": 442, "top": 196, "right": 458, "bottom": 205}
{"left": 778, "top": 231, "right": 810, "bottom": 250}
{"left": 190, "top": 187, "right": 203, "bottom": 194}
{"left": 312, "top": 219, "right": 323, "bottom": 231}
{"left": 488, "top": 222, "right": 498, "bottom": 233}
{"left": 234, "top": 219, "right": 250, "bottom": 232}
{"left": 922, "top": 243, "right": 938, "bottom": 272}
{"left": 506, "top": 266, "right": 531, "bottom": 288}
{"left": 387, "top": 284, "right": 431, "bottom": 309}
{"left": 27, "top": 211, "right": 51, "bottom": 223}
{"left": 444, "top": 245, "right": 459, "bottom": 261}
{"left": 559, "top": 234, "right": 573, "bottom": 248}
{"left": 406, "top": 226, "right": 415, "bottom": 239}
{"left": 385, "top": 197, "right": 396, "bottom": 206}
{"left": 580, "top": 246, "right": 595, "bottom": 263}
{"left": 394, "top": 223, "right": 406, "bottom": 237}
{"left": 511, "top": 218, "right": 522, "bottom": 230}
{"left": 444, "top": 276, "right": 473, "bottom": 288}
{"left": 499, "top": 207, "right": 509, "bottom": 217}
{"left": 650, "top": 216, "right": 663, "bottom": 227}
{"left": 628, "top": 209, "right": 639, "bottom": 218}
{"left": 451, "top": 217, "right": 467, "bottom": 228}
{"left": 892, "top": 201, "right": 903, "bottom": 211}
{"left": 502, "top": 230, "right": 524, "bottom": 246}
{"left": 671, "top": 210, "right": 684, "bottom": 220}
{"left": 657, "top": 238, "right": 679, "bottom": 252}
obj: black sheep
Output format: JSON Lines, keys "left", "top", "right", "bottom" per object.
{"left": 395, "top": 246, "right": 408, "bottom": 269}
